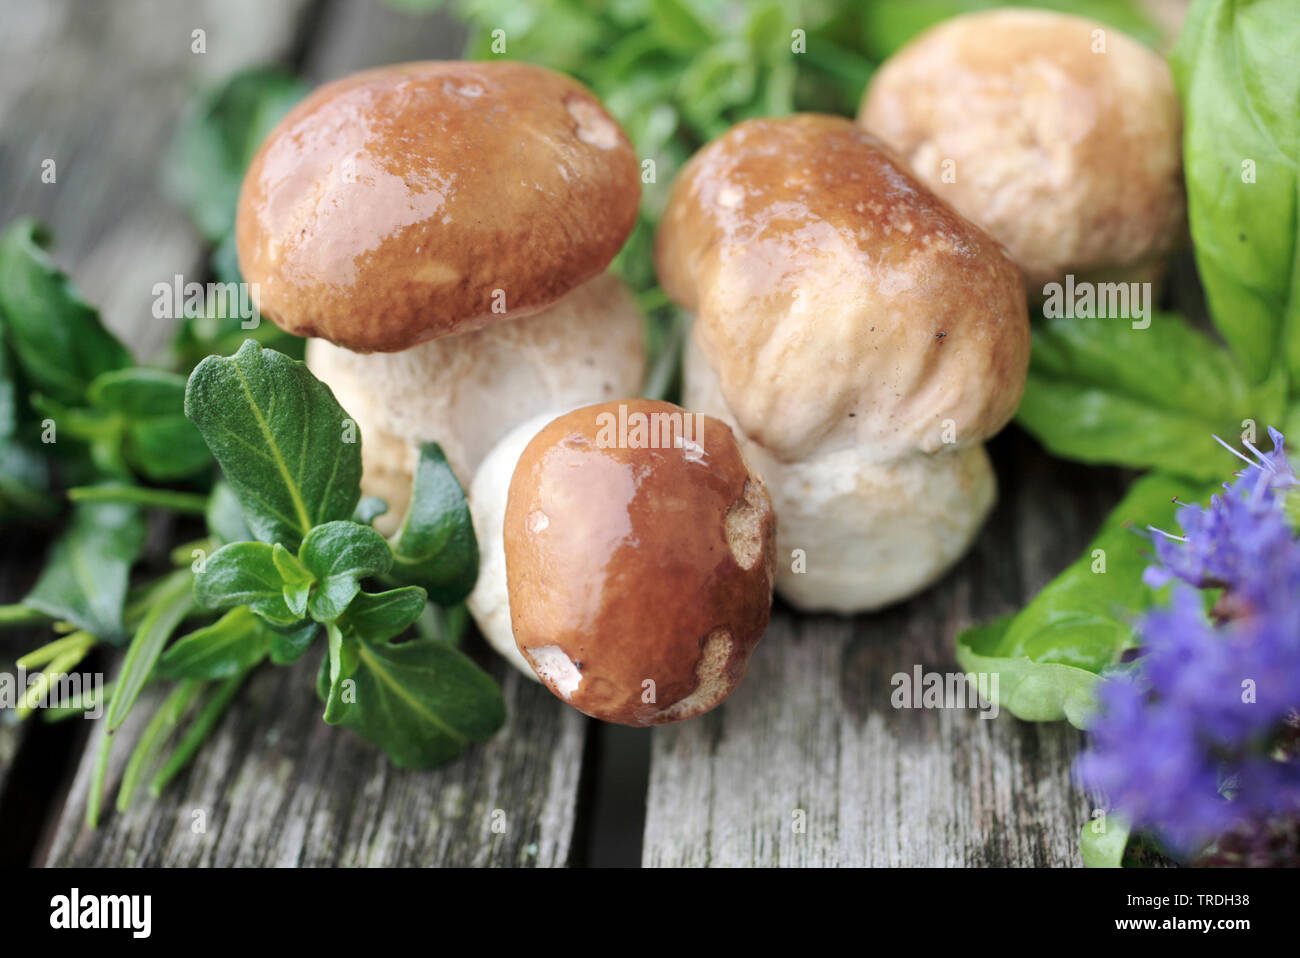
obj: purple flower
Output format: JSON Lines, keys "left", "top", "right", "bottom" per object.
{"left": 1078, "top": 428, "right": 1300, "bottom": 860}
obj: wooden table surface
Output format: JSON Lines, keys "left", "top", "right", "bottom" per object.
{"left": 0, "top": 0, "right": 1129, "bottom": 867}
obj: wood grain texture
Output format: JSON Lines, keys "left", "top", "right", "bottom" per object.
{"left": 43, "top": 656, "right": 586, "bottom": 866}
{"left": 642, "top": 434, "right": 1130, "bottom": 866}
{"left": 0, "top": 0, "right": 316, "bottom": 360}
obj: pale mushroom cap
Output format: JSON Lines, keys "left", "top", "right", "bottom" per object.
{"left": 237, "top": 60, "right": 640, "bottom": 352}
{"left": 858, "top": 8, "right": 1185, "bottom": 292}
{"left": 466, "top": 411, "right": 564, "bottom": 681}
{"left": 684, "top": 335, "right": 994, "bottom": 611}
{"left": 504, "top": 399, "right": 776, "bottom": 726}
{"left": 305, "top": 271, "right": 647, "bottom": 532}
{"left": 656, "top": 114, "right": 1029, "bottom": 464}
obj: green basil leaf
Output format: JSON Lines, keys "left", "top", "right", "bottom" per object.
{"left": 1080, "top": 816, "right": 1131, "bottom": 868}
{"left": 269, "top": 620, "right": 318, "bottom": 666}
{"left": 956, "top": 472, "right": 1218, "bottom": 727}
{"left": 0, "top": 339, "right": 55, "bottom": 519}
{"left": 0, "top": 439, "right": 54, "bottom": 520}
{"left": 23, "top": 501, "right": 146, "bottom": 644}
{"left": 341, "top": 587, "right": 427, "bottom": 644}
{"left": 87, "top": 367, "right": 211, "bottom": 480}
{"left": 1171, "top": 0, "right": 1300, "bottom": 383}
{"left": 955, "top": 615, "right": 1103, "bottom": 729}
{"left": 388, "top": 443, "right": 478, "bottom": 605}
{"left": 193, "top": 540, "right": 300, "bottom": 626}
{"left": 0, "top": 219, "right": 131, "bottom": 404}
{"left": 322, "top": 621, "right": 360, "bottom": 724}
{"left": 316, "top": 635, "right": 505, "bottom": 768}
{"left": 157, "top": 606, "right": 272, "bottom": 679}
{"left": 206, "top": 480, "right": 252, "bottom": 545}
{"left": 1017, "top": 313, "right": 1286, "bottom": 481}
{"left": 272, "top": 543, "right": 314, "bottom": 619}
{"left": 298, "top": 520, "right": 393, "bottom": 622}
{"left": 184, "top": 340, "right": 363, "bottom": 549}
{"left": 165, "top": 68, "right": 308, "bottom": 243}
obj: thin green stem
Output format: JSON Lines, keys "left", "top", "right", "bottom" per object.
{"left": 106, "top": 569, "right": 197, "bottom": 732}
{"left": 86, "top": 726, "right": 113, "bottom": 830}
{"left": 116, "top": 679, "right": 204, "bottom": 813}
{"left": 0, "top": 603, "right": 47, "bottom": 629}
{"left": 148, "top": 670, "right": 251, "bottom": 797}
{"left": 69, "top": 483, "right": 209, "bottom": 514}
{"left": 17, "top": 638, "right": 96, "bottom": 717}
{"left": 16, "top": 630, "right": 95, "bottom": 670}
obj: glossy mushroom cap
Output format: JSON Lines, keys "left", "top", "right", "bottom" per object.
{"left": 237, "top": 61, "right": 640, "bottom": 352}
{"left": 655, "top": 114, "right": 1029, "bottom": 465}
{"left": 858, "top": 8, "right": 1185, "bottom": 293}
{"left": 504, "top": 399, "right": 776, "bottom": 726}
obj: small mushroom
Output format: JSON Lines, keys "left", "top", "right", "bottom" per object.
{"left": 858, "top": 8, "right": 1185, "bottom": 295}
{"left": 465, "top": 409, "right": 564, "bottom": 681}
{"left": 657, "top": 115, "right": 1029, "bottom": 613}
{"left": 236, "top": 61, "right": 645, "bottom": 529}
{"left": 487, "top": 399, "right": 775, "bottom": 725}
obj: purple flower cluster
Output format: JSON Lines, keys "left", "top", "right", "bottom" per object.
{"left": 1077, "top": 428, "right": 1300, "bottom": 859}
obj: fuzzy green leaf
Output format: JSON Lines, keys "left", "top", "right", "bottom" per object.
{"left": 388, "top": 444, "right": 478, "bottom": 605}
{"left": 157, "top": 606, "right": 272, "bottom": 679}
{"left": 316, "top": 636, "right": 505, "bottom": 768}
{"left": 184, "top": 340, "right": 362, "bottom": 549}
{"left": 23, "top": 501, "right": 146, "bottom": 644}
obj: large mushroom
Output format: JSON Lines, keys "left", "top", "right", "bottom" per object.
{"left": 483, "top": 399, "right": 776, "bottom": 724}
{"left": 237, "top": 61, "right": 647, "bottom": 531}
{"left": 858, "top": 8, "right": 1185, "bottom": 295}
{"left": 656, "top": 115, "right": 1030, "bottom": 614}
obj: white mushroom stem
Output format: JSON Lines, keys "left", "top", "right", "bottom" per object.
{"left": 307, "top": 271, "right": 645, "bottom": 534}
{"left": 465, "top": 410, "right": 567, "bottom": 681}
{"left": 684, "top": 334, "right": 994, "bottom": 613}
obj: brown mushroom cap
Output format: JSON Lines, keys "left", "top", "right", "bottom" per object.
{"left": 504, "top": 399, "right": 775, "bottom": 726}
{"left": 858, "top": 8, "right": 1184, "bottom": 292}
{"left": 656, "top": 114, "right": 1029, "bottom": 464}
{"left": 236, "top": 61, "right": 640, "bottom": 352}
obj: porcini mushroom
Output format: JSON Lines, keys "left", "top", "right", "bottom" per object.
{"left": 657, "top": 114, "right": 1029, "bottom": 613}
{"left": 236, "top": 61, "right": 646, "bottom": 530}
{"left": 482, "top": 399, "right": 775, "bottom": 724}
{"left": 858, "top": 8, "right": 1185, "bottom": 294}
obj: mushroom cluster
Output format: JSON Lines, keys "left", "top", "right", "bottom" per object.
{"left": 230, "top": 10, "right": 1181, "bottom": 726}
{"left": 237, "top": 60, "right": 777, "bottom": 725}
{"left": 657, "top": 115, "right": 1030, "bottom": 613}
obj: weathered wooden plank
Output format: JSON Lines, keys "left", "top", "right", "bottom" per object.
{"left": 0, "top": 0, "right": 315, "bottom": 359}
{"left": 43, "top": 654, "right": 586, "bottom": 866}
{"left": 642, "top": 434, "right": 1129, "bottom": 866}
